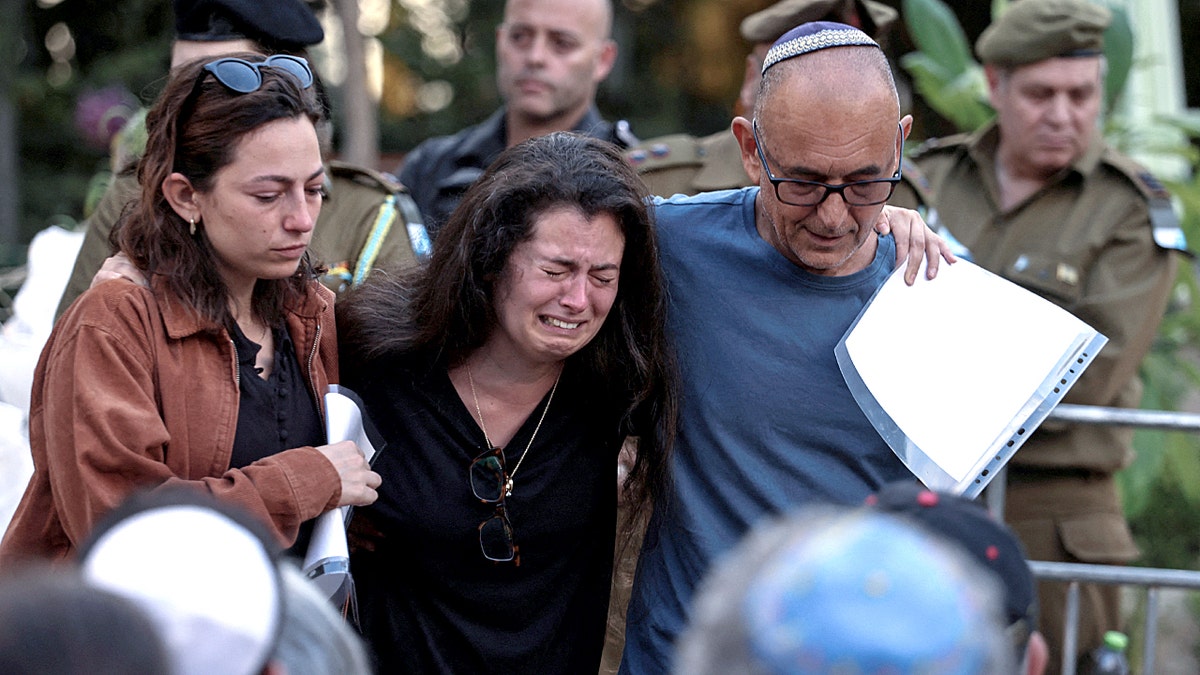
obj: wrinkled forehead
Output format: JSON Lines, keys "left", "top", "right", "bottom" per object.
{"left": 502, "top": 0, "right": 612, "bottom": 40}
{"left": 1000, "top": 54, "right": 1104, "bottom": 90}
{"left": 758, "top": 87, "right": 901, "bottom": 176}
{"left": 760, "top": 53, "right": 898, "bottom": 128}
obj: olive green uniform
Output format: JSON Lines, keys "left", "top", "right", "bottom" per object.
{"left": 56, "top": 116, "right": 429, "bottom": 320}
{"left": 892, "top": 122, "right": 1183, "bottom": 667}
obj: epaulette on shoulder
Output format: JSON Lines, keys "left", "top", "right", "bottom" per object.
{"left": 1100, "top": 150, "right": 1172, "bottom": 202}
{"left": 625, "top": 134, "right": 705, "bottom": 174}
{"left": 909, "top": 133, "right": 970, "bottom": 160}
{"left": 1101, "top": 149, "right": 1191, "bottom": 254}
{"left": 328, "top": 159, "right": 408, "bottom": 194}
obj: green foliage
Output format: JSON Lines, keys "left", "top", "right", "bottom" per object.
{"left": 14, "top": 0, "right": 171, "bottom": 243}
{"left": 900, "top": 51, "right": 992, "bottom": 131}
{"left": 1127, "top": 470, "right": 1200, "bottom": 570}
{"left": 902, "top": 0, "right": 974, "bottom": 77}
{"left": 900, "top": 0, "right": 992, "bottom": 133}
{"left": 1100, "top": 0, "right": 1135, "bottom": 113}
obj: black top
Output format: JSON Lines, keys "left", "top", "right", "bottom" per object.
{"left": 347, "top": 355, "right": 622, "bottom": 674}
{"left": 230, "top": 324, "right": 324, "bottom": 555}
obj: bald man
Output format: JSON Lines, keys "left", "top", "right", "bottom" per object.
{"left": 620, "top": 23, "right": 923, "bottom": 673}
{"left": 397, "top": 0, "right": 631, "bottom": 236}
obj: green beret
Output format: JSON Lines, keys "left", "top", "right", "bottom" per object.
{"left": 740, "top": 0, "right": 897, "bottom": 44}
{"left": 174, "top": 0, "right": 325, "bottom": 52}
{"left": 975, "top": 0, "right": 1111, "bottom": 67}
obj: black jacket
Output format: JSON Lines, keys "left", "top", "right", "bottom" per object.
{"left": 397, "top": 106, "right": 628, "bottom": 237}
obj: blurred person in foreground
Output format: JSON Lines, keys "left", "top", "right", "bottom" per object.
{"left": 0, "top": 52, "right": 379, "bottom": 565}
{"left": 890, "top": 0, "right": 1186, "bottom": 668}
{"left": 620, "top": 21, "right": 954, "bottom": 673}
{"left": 0, "top": 566, "right": 170, "bottom": 675}
{"left": 867, "top": 481, "right": 1049, "bottom": 675}
{"left": 674, "top": 507, "right": 1016, "bottom": 675}
{"left": 396, "top": 0, "right": 635, "bottom": 237}
{"left": 55, "top": 0, "right": 429, "bottom": 321}
{"left": 77, "top": 489, "right": 288, "bottom": 675}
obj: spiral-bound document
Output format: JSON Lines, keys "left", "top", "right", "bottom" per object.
{"left": 836, "top": 258, "right": 1107, "bottom": 498}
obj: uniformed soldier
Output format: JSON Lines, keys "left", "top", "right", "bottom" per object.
{"left": 626, "top": 0, "right": 913, "bottom": 200}
{"left": 55, "top": 0, "right": 430, "bottom": 320}
{"left": 890, "top": 1, "right": 1188, "bottom": 671}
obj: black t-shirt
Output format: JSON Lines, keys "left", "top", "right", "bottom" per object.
{"left": 348, "top": 355, "right": 621, "bottom": 674}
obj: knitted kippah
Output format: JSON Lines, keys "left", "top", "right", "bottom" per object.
{"left": 762, "top": 21, "right": 880, "bottom": 75}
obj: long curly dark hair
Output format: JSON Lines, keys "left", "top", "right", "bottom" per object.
{"left": 339, "top": 131, "right": 677, "bottom": 521}
{"left": 113, "top": 52, "right": 327, "bottom": 330}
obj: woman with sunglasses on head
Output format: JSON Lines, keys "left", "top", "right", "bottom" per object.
{"left": 0, "top": 53, "right": 380, "bottom": 565}
{"left": 336, "top": 131, "right": 677, "bottom": 674}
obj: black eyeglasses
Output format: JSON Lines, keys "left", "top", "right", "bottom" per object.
{"left": 469, "top": 447, "right": 520, "bottom": 565}
{"left": 751, "top": 119, "right": 903, "bottom": 207}
{"left": 202, "top": 55, "right": 314, "bottom": 93}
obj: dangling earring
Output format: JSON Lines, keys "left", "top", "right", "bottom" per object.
{"left": 189, "top": 216, "right": 197, "bottom": 236}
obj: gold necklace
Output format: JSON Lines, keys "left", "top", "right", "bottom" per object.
{"left": 467, "top": 364, "right": 561, "bottom": 497}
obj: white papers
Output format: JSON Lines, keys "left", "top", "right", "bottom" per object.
{"left": 835, "top": 258, "right": 1107, "bottom": 497}
{"left": 302, "top": 386, "right": 377, "bottom": 603}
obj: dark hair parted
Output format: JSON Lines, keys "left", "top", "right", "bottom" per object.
{"left": 114, "top": 52, "right": 326, "bottom": 330}
{"left": 339, "top": 131, "right": 678, "bottom": 517}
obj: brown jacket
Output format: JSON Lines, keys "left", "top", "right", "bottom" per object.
{"left": 1, "top": 278, "right": 342, "bottom": 566}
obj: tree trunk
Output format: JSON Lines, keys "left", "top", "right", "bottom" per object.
{"left": 331, "top": 0, "right": 379, "bottom": 169}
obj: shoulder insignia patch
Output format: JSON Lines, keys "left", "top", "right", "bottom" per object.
{"left": 624, "top": 134, "right": 704, "bottom": 173}
{"left": 1136, "top": 171, "right": 1171, "bottom": 200}
{"left": 909, "top": 134, "right": 968, "bottom": 159}
{"left": 1102, "top": 151, "right": 1191, "bottom": 255}
{"left": 327, "top": 159, "right": 407, "bottom": 194}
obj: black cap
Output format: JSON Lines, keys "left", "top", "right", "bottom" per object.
{"left": 174, "top": 0, "right": 325, "bottom": 53}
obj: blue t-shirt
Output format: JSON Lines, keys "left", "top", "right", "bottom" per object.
{"left": 620, "top": 188, "right": 912, "bottom": 674}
